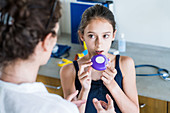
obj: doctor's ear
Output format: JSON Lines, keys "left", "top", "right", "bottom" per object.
{"left": 78, "top": 30, "right": 84, "bottom": 41}
{"left": 42, "top": 32, "right": 56, "bottom": 51}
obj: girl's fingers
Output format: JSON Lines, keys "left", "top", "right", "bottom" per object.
{"left": 87, "top": 66, "right": 92, "bottom": 72}
{"left": 93, "top": 98, "right": 103, "bottom": 112}
{"left": 79, "top": 61, "right": 93, "bottom": 74}
{"left": 80, "top": 75, "right": 91, "bottom": 82}
{"left": 105, "top": 67, "right": 117, "bottom": 76}
{"left": 78, "top": 64, "right": 92, "bottom": 80}
{"left": 112, "top": 68, "right": 117, "bottom": 74}
{"left": 101, "top": 76, "right": 109, "bottom": 84}
{"left": 99, "top": 100, "right": 108, "bottom": 109}
{"left": 79, "top": 61, "right": 92, "bottom": 69}
{"left": 102, "top": 71, "right": 113, "bottom": 80}
{"left": 106, "top": 94, "right": 114, "bottom": 109}
{"left": 78, "top": 71, "right": 89, "bottom": 79}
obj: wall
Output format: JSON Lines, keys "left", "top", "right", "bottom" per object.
{"left": 114, "top": 0, "right": 170, "bottom": 48}
{"left": 60, "top": 0, "right": 170, "bottom": 48}
{"left": 60, "top": 0, "right": 114, "bottom": 34}
{"left": 60, "top": 0, "right": 76, "bottom": 34}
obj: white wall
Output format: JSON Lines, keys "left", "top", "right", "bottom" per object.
{"left": 114, "top": 0, "right": 170, "bottom": 48}
{"left": 60, "top": 0, "right": 76, "bottom": 34}
{"left": 60, "top": 0, "right": 170, "bottom": 48}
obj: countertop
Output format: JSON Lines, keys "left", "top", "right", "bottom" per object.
{"left": 38, "top": 33, "right": 170, "bottom": 102}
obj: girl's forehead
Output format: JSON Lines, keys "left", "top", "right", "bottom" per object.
{"left": 84, "top": 18, "right": 113, "bottom": 33}
{"left": 89, "top": 18, "right": 109, "bottom": 23}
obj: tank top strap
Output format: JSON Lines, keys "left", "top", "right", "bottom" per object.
{"left": 73, "top": 60, "right": 79, "bottom": 76}
{"left": 73, "top": 60, "right": 81, "bottom": 91}
{"left": 115, "top": 55, "right": 121, "bottom": 71}
{"left": 114, "top": 55, "right": 123, "bottom": 89}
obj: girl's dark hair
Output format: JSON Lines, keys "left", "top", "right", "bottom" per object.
{"left": 0, "top": 0, "right": 61, "bottom": 67}
{"left": 79, "top": 4, "right": 116, "bottom": 34}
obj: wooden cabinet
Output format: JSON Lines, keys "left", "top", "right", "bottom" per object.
{"left": 139, "top": 95, "right": 168, "bottom": 113}
{"left": 36, "top": 75, "right": 170, "bottom": 113}
{"left": 168, "top": 102, "right": 170, "bottom": 113}
{"left": 36, "top": 75, "right": 63, "bottom": 97}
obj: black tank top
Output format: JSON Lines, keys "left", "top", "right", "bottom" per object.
{"left": 73, "top": 55, "right": 123, "bottom": 113}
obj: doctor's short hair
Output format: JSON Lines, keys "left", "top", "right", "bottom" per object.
{"left": 78, "top": 4, "right": 116, "bottom": 34}
{"left": 0, "top": 0, "right": 61, "bottom": 67}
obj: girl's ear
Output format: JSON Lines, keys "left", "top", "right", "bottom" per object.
{"left": 78, "top": 30, "right": 84, "bottom": 41}
{"left": 112, "top": 29, "right": 117, "bottom": 41}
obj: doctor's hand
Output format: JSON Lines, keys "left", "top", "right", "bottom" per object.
{"left": 93, "top": 94, "right": 116, "bottom": 113}
{"left": 78, "top": 60, "right": 92, "bottom": 91}
{"left": 66, "top": 90, "right": 86, "bottom": 108}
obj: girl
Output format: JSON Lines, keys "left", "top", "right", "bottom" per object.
{"left": 60, "top": 4, "right": 139, "bottom": 113}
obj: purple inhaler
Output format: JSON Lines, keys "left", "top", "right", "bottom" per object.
{"left": 91, "top": 54, "right": 109, "bottom": 71}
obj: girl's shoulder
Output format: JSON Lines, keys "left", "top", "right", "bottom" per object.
{"left": 109, "top": 53, "right": 134, "bottom": 64}
{"left": 60, "top": 62, "right": 76, "bottom": 79}
{"left": 119, "top": 55, "right": 135, "bottom": 77}
{"left": 119, "top": 55, "right": 134, "bottom": 65}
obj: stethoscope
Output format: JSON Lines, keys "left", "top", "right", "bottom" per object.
{"left": 135, "top": 64, "right": 170, "bottom": 81}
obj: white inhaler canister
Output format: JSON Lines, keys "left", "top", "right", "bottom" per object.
{"left": 118, "top": 33, "right": 126, "bottom": 52}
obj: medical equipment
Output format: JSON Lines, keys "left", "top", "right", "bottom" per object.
{"left": 135, "top": 64, "right": 170, "bottom": 81}
{"left": 91, "top": 54, "right": 109, "bottom": 71}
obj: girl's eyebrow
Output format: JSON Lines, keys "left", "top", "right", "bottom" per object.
{"left": 87, "top": 31, "right": 111, "bottom": 34}
{"left": 87, "top": 31, "right": 95, "bottom": 33}
{"left": 103, "top": 32, "right": 111, "bottom": 34}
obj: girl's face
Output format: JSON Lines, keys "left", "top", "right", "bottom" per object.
{"left": 80, "top": 18, "right": 116, "bottom": 57}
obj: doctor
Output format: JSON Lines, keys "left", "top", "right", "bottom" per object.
{"left": 0, "top": 0, "right": 116, "bottom": 113}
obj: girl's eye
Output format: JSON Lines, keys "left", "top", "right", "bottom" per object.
{"left": 103, "top": 34, "right": 109, "bottom": 39}
{"left": 88, "top": 34, "right": 95, "bottom": 39}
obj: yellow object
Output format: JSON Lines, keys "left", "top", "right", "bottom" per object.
{"left": 57, "top": 41, "right": 88, "bottom": 67}
{"left": 57, "top": 58, "right": 72, "bottom": 67}
{"left": 77, "top": 53, "right": 84, "bottom": 58}
{"left": 83, "top": 41, "right": 87, "bottom": 50}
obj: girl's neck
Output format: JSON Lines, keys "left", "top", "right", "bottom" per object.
{"left": 0, "top": 60, "right": 39, "bottom": 84}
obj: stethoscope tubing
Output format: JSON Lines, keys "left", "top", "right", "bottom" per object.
{"left": 135, "top": 64, "right": 170, "bottom": 81}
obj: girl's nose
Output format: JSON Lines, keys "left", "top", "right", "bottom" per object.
{"left": 95, "top": 37, "right": 103, "bottom": 47}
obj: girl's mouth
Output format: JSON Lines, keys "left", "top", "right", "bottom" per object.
{"left": 96, "top": 50, "right": 104, "bottom": 54}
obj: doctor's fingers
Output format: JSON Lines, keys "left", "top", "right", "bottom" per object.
{"left": 66, "top": 90, "right": 79, "bottom": 101}
{"left": 72, "top": 100, "right": 86, "bottom": 108}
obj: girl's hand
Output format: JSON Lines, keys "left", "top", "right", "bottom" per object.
{"left": 93, "top": 94, "right": 116, "bottom": 113}
{"left": 101, "top": 64, "right": 117, "bottom": 89}
{"left": 78, "top": 60, "right": 92, "bottom": 91}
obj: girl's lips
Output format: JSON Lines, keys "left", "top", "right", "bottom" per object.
{"left": 96, "top": 51, "right": 104, "bottom": 54}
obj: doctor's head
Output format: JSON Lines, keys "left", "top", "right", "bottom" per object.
{"left": 0, "top": 0, "right": 61, "bottom": 68}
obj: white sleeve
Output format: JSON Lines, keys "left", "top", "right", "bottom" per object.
{"left": 39, "top": 100, "right": 79, "bottom": 113}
